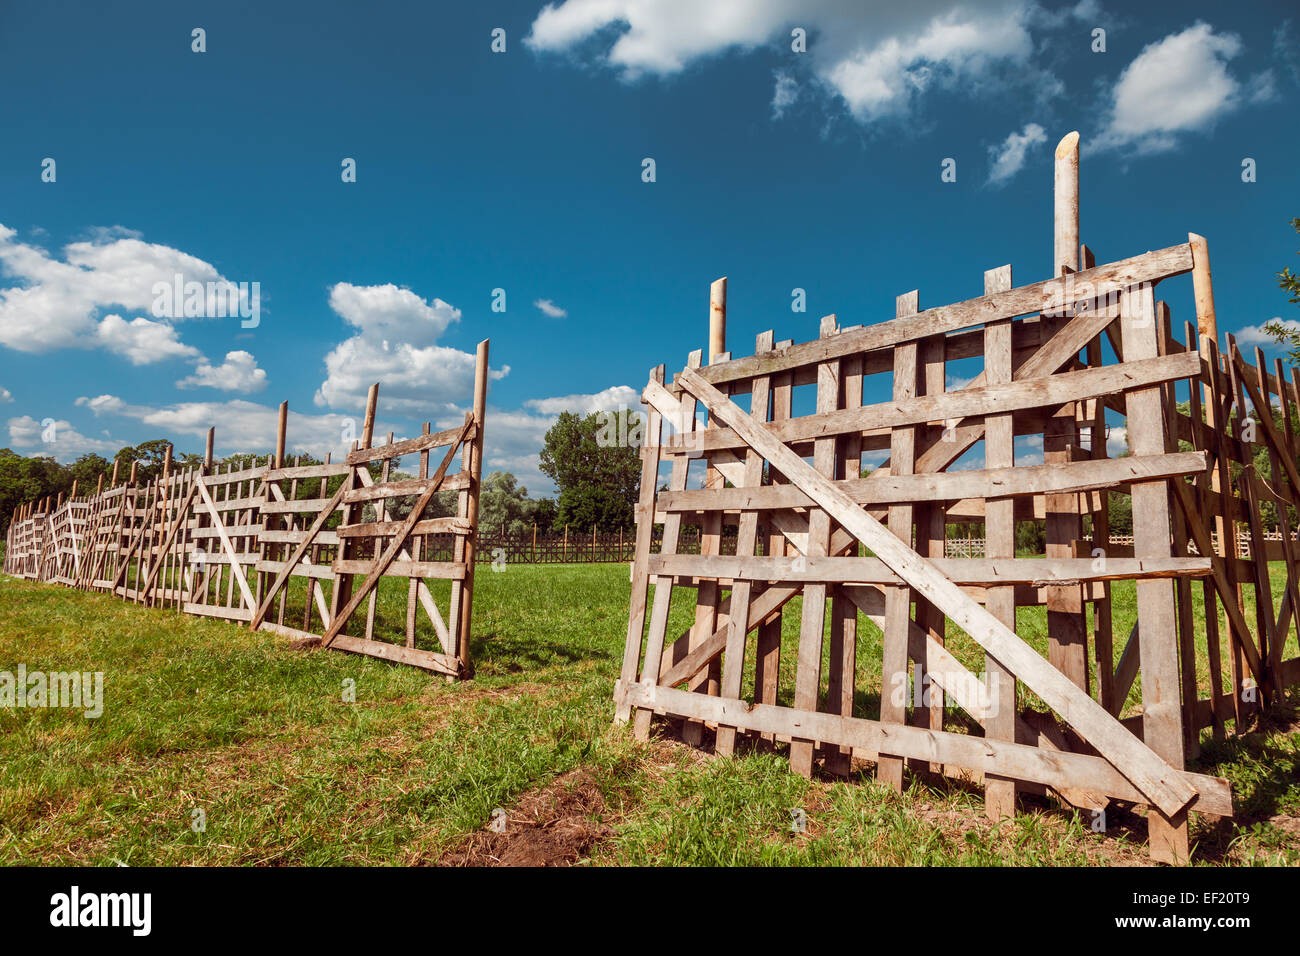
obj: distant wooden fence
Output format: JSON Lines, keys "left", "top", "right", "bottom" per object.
{"left": 5, "top": 340, "right": 490, "bottom": 678}
{"left": 615, "top": 134, "right": 1300, "bottom": 863}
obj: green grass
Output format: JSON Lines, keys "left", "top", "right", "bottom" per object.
{"left": 1, "top": 564, "right": 1297, "bottom": 866}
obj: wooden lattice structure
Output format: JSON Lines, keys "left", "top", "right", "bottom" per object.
{"left": 614, "top": 136, "right": 1300, "bottom": 862}
{"left": 5, "top": 340, "right": 490, "bottom": 678}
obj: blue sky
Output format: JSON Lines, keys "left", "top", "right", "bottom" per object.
{"left": 1, "top": 0, "right": 1297, "bottom": 492}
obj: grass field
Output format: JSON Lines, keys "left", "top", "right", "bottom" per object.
{"left": 1, "top": 564, "right": 1298, "bottom": 866}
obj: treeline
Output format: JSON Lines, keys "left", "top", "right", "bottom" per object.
{"left": 1, "top": 409, "right": 643, "bottom": 538}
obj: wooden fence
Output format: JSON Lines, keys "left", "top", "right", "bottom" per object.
{"left": 5, "top": 340, "right": 490, "bottom": 678}
{"left": 615, "top": 134, "right": 1300, "bottom": 863}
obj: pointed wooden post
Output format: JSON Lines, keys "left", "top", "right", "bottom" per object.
{"left": 1046, "top": 130, "right": 1089, "bottom": 692}
{"left": 455, "top": 341, "right": 489, "bottom": 668}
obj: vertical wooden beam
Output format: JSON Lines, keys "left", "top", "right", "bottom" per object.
{"left": 1158, "top": 305, "right": 1200, "bottom": 760}
{"left": 717, "top": 331, "right": 774, "bottom": 757}
{"left": 1054, "top": 132, "right": 1080, "bottom": 275}
{"left": 633, "top": 349, "right": 701, "bottom": 740}
{"left": 684, "top": 286, "right": 729, "bottom": 745}
{"left": 1122, "top": 281, "right": 1189, "bottom": 864}
{"left": 1047, "top": 130, "right": 1089, "bottom": 692}
{"left": 879, "top": 292, "right": 919, "bottom": 792}
{"left": 456, "top": 340, "right": 489, "bottom": 669}
{"left": 983, "top": 264, "right": 1017, "bottom": 819}
{"left": 826, "top": 348, "right": 862, "bottom": 776}
{"left": 616, "top": 365, "right": 665, "bottom": 723}
{"left": 756, "top": 345, "right": 794, "bottom": 719}
{"left": 916, "top": 330, "right": 947, "bottom": 768}
{"left": 790, "top": 314, "right": 839, "bottom": 778}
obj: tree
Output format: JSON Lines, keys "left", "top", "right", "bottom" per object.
{"left": 539, "top": 411, "right": 640, "bottom": 531}
{"left": 115, "top": 439, "right": 176, "bottom": 482}
{"left": 478, "top": 471, "right": 533, "bottom": 535}
{"left": 68, "top": 453, "right": 113, "bottom": 492}
{"left": 1263, "top": 217, "right": 1300, "bottom": 362}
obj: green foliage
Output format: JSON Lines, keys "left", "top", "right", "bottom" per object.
{"left": 539, "top": 411, "right": 639, "bottom": 531}
{"left": 1263, "top": 217, "right": 1300, "bottom": 364}
{"left": 0, "top": 449, "right": 70, "bottom": 534}
{"left": 477, "top": 471, "right": 556, "bottom": 535}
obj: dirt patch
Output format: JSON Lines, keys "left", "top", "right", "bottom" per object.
{"left": 440, "top": 768, "right": 620, "bottom": 866}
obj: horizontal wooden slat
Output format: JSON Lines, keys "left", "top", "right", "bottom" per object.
{"left": 336, "top": 516, "right": 471, "bottom": 538}
{"left": 182, "top": 602, "right": 254, "bottom": 621}
{"left": 648, "top": 554, "right": 1210, "bottom": 586}
{"left": 265, "top": 463, "right": 352, "bottom": 480}
{"left": 324, "top": 634, "right": 462, "bottom": 676}
{"left": 661, "top": 452, "right": 1207, "bottom": 514}
{"left": 333, "top": 558, "right": 467, "bottom": 580}
{"left": 675, "top": 351, "right": 1201, "bottom": 455}
{"left": 342, "top": 471, "right": 472, "bottom": 504}
{"left": 346, "top": 423, "right": 469, "bottom": 466}
{"left": 255, "top": 559, "right": 335, "bottom": 579}
{"left": 258, "top": 529, "right": 340, "bottom": 545}
{"left": 616, "top": 682, "right": 1231, "bottom": 816}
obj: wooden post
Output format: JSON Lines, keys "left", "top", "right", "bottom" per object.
{"left": 204, "top": 427, "right": 215, "bottom": 473}
{"left": 685, "top": 279, "right": 728, "bottom": 746}
{"left": 1047, "top": 130, "right": 1089, "bottom": 692}
{"left": 110, "top": 459, "right": 120, "bottom": 488}
{"left": 709, "top": 277, "right": 727, "bottom": 364}
{"left": 275, "top": 401, "right": 288, "bottom": 470}
{"left": 1123, "top": 282, "right": 1190, "bottom": 863}
{"left": 984, "top": 264, "right": 1018, "bottom": 818}
{"left": 1054, "top": 131, "right": 1080, "bottom": 275}
{"left": 879, "top": 294, "right": 919, "bottom": 790}
{"left": 456, "top": 339, "right": 489, "bottom": 667}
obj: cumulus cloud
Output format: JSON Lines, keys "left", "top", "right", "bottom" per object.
{"left": 533, "top": 298, "right": 568, "bottom": 318}
{"left": 523, "top": 385, "right": 638, "bottom": 416}
{"left": 315, "top": 283, "right": 508, "bottom": 413}
{"left": 527, "top": 1, "right": 1060, "bottom": 124}
{"left": 1234, "top": 318, "right": 1295, "bottom": 348}
{"left": 0, "top": 223, "right": 245, "bottom": 364}
{"left": 1095, "top": 23, "right": 1263, "bottom": 154}
{"left": 176, "top": 350, "right": 268, "bottom": 393}
{"left": 73, "top": 393, "right": 394, "bottom": 460}
{"left": 771, "top": 70, "right": 799, "bottom": 118}
{"left": 7, "top": 415, "right": 121, "bottom": 459}
{"left": 987, "top": 122, "right": 1046, "bottom": 185}
{"left": 0, "top": 387, "right": 12, "bottom": 403}
{"left": 94, "top": 314, "right": 201, "bottom": 365}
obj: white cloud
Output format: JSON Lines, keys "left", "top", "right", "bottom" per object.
{"left": 315, "top": 283, "right": 508, "bottom": 413}
{"left": 73, "top": 394, "right": 392, "bottom": 460}
{"left": 0, "top": 387, "right": 11, "bottom": 403}
{"left": 1234, "top": 318, "right": 1295, "bottom": 348}
{"left": 0, "top": 223, "right": 245, "bottom": 364}
{"left": 1106, "top": 425, "right": 1128, "bottom": 458}
{"left": 176, "top": 350, "right": 268, "bottom": 393}
{"left": 95, "top": 314, "right": 201, "bottom": 365}
{"left": 524, "top": 385, "right": 639, "bottom": 416}
{"left": 527, "top": 1, "right": 1056, "bottom": 125}
{"left": 7, "top": 415, "right": 121, "bottom": 459}
{"left": 76, "top": 394, "right": 127, "bottom": 416}
{"left": 533, "top": 298, "right": 568, "bottom": 319}
{"left": 987, "top": 122, "right": 1046, "bottom": 185}
{"left": 1095, "top": 23, "right": 1256, "bottom": 154}
{"left": 771, "top": 70, "right": 799, "bottom": 119}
